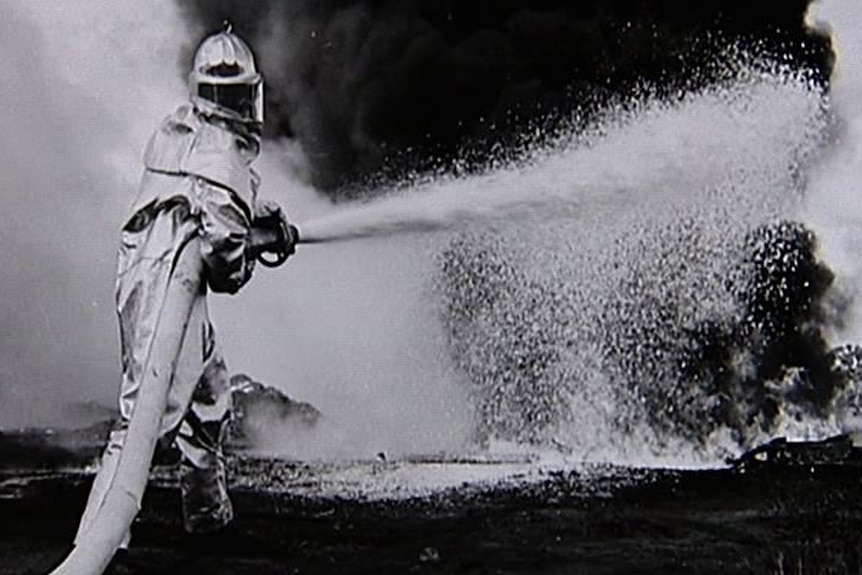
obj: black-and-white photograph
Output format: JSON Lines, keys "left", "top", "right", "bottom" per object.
{"left": 1, "top": 1, "right": 861, "bottom": 573}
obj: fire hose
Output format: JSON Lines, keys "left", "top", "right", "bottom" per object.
{"left": 49, "top": 238, "right": 204, "bottom": 574}
{"left": 48, "top": 218, "right": 303, "bottom": 574}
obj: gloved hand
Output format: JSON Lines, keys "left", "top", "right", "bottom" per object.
{"left": 250, "top": 200, "right": 297, "bottom": 267}
{"left": 254, "top": 199, "right": 283, "bottom": 222}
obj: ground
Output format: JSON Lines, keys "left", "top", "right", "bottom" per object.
{"left": 2, "top": 448, "right": 862, "bottom": 575}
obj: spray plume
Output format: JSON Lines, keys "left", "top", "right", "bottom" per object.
{"left": 426, "top": 63, "right": 843, "bottom": 462}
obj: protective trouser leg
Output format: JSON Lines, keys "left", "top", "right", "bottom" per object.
{"left": 176, "top": 347, "right": 234, "bottom": 533}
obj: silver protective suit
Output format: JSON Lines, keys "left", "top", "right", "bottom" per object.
{"left": 75, "top": 104, "right": 260, "bottom": 543}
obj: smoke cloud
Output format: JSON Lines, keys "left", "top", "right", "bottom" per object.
{"left": 0, "top": 1, "right": 188, "bottom": 428}
{"left": 806, "top": 1, "right": 862, "bottom": 344}
{"left": 178, "top": 0, "right": 831, "bottom": 193}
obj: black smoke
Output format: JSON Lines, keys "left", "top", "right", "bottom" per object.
{"left": 179, "top": 0, "right": 831, "bottom": 194}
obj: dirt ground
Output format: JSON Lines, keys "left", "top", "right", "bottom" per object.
{"left": 3, "top": 457, "right": 862, "bottom": 575}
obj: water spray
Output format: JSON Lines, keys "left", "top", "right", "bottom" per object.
{"left": 292, "top": 203, "right": 478, "bottom": 245}
{"left": 292, "top": 218, "right": 452, "bottom": 245}
{"left": 291, "top": 175, "right": 587, "bottom": 246}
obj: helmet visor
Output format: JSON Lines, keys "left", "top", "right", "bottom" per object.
{"left": 197, "top": 81, "right": 263, "bottom": 125}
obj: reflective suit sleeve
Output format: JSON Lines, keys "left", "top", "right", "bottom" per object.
{"left": 196, "top": 179, "right": 255, "bottom": 294}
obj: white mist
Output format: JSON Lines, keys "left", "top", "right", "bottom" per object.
{"left": 806, "top": 0, "right": 862, "bottom": 343}
{"left": 0, "top": 0, "right": 188, "bottom": 428}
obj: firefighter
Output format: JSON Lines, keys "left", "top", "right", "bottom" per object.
{"left": 72, "top": 24, "right": 296, "bottom": 549}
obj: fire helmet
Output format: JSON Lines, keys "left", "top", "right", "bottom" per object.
{"left": 189, "top": 23, "right": 263, "bottom": 127}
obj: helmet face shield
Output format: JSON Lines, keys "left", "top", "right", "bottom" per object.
{"left": 197, "top": 80, "right": 263, "bottom": 125}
